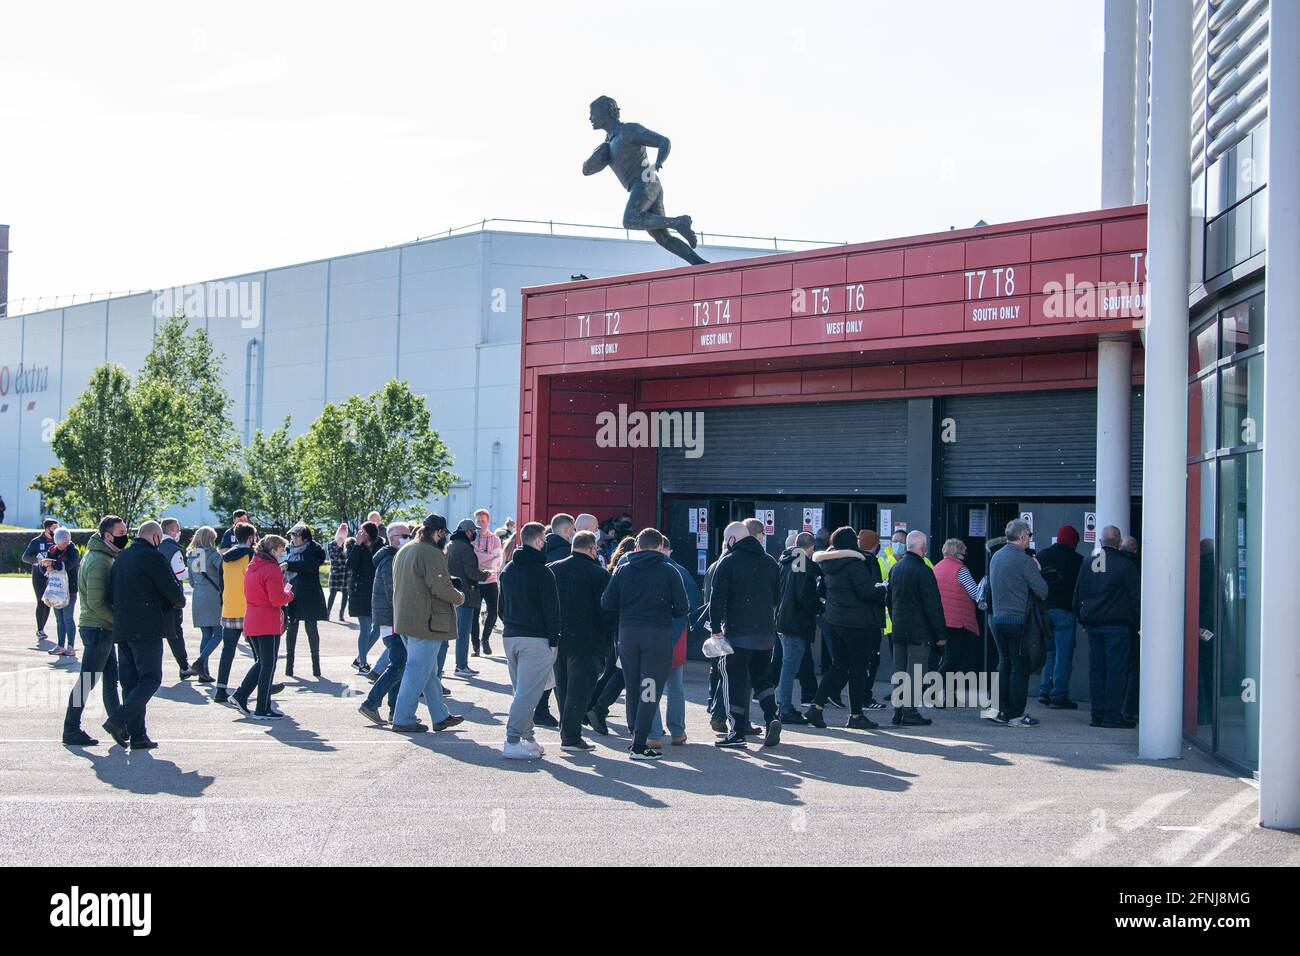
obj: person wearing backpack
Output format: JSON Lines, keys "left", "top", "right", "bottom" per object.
{"left": 185, "top": 526, "right": 224, "bottom": 683}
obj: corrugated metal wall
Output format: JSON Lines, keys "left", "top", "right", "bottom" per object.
{"left": 658, "top": 400, "right": 909, "bottom": 497}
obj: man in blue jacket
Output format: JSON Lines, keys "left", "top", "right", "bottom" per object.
{"left": 600, "top": 527, "right": 688, "bottom": 760}
{"left": 648, "top": 537, "right": 703, "bottom": 747}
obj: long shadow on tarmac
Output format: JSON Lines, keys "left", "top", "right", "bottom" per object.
{"left": 69, "top": 746, "right": 215, "bottom": 797}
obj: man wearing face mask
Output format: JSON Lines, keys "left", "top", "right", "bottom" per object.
{"left": 359, "top": 523, "right": 411, "bottom": 724}
{"left": 102, "top": 521, "right": 186, "bottom": 750}
{"left": 390, "top": 514, "right": 466, "bottom": 734}
{"left": 446, "top": 518, "right": 489, "bottom": 677}
{"left": 157, "top": 517, "right": 196, "bottom": 679}
{"left": 61, "top": 515, "right": 128, "bottom": 747}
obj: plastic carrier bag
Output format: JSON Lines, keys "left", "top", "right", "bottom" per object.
{"left": 42, "top": 569, "right": 70, "bottom": 609}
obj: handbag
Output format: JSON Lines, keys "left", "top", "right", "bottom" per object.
{"left": 42, "top": 569, "right": 70, "bottom": 609}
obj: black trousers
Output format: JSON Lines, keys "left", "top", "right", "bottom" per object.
{"left": 63, "top": 627, "right": 120, "bottom": 734}
{"left": 216, "top": 626, "right": 244, "bottom": 692}
{"left": 165, "top": 608, "right": 189, "bottom": 672}
{"left": 555, "top": 647, "right": 601, "bottom": 744}
{"left": 617, "top": 628, "right": 672, "bottom": 751}
{"left": 285, "top": 618, "right": 321, "bottom": 673}
{"left": 588, "top": 651, "right": 624, "bottom": 715}
{"left": 718, "top": 645, "right": 778, "bottom": 734}
{"left": 327, "top": 586, "right": 349, "bottom": 618}
{"left": 892, "top": 640, "right": 929, "bottom": 713}
{"left": 33, "top": 575, "right": 51, "bottom": 632}
{"left": 813, "top": 624, "right": 878, "bottom": 715}
{"left": 235, "top": 634, "right": 279, "bottom": 715}
{"left": 110, "top": 638, "right": 164, "bottom": 741}
{"left": 939, "top": 626, "right": 981, "bottom": 679}
{"left": 472, "top": 582, "right": 499, "bottom": 651}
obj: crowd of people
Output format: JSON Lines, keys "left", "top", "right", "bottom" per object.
{"left": 25, "top": 504, "right": 1143, "bottom": 759}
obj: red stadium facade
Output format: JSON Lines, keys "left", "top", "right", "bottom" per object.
{"left": 518, "top": 206, "right": 1147, "bottom": 560}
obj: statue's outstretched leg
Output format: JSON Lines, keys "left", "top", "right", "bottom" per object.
{"left": 649, "top": 228, "right": 707, "bottom": 265}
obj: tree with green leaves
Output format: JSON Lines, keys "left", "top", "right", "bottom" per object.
{"left": 30, "top": 364, "right": 188, "bottom": 528}
{"left": 243, "top": 417, "right": 308, "bottom": 532}
{"left": 299, "top": 380, "right": 455, "bottom": 526}
{"left": 138, "top": 314, "right": 238, "bottom": 503}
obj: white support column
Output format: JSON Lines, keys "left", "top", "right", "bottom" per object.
{"left": 1134, "top": 0, "right": 1151, "bottom": 204}
{"left": 1095, "top": 337, "right": 1132, "bottom": 536}
{"left": 1102, "top": 0, "right": 1139, "bottom": 207}
{"left": 1138, "top": 0, "right": 1191, "bottom": 761}
{"left": 1257, "top": 0, "right": 1300, "bottom": 830}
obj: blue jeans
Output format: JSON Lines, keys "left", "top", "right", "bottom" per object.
{"left": 365, "top": 633, "right": 407, "bottom": 712}
{"left": 371, "top": 646, "right": 390, "bottom": 679}
{"left": 196, "top": 625, "right": 221, "bottom": 666}
{"left": 650, "top": 664, "right": 686, "bottom": 739}
{"left": 54, "top": 596, "right": 78, "bottom": 649}
{"left": 392, "top": 637, "right": 450, "bottom": 726}
{"left": 1042, "top": 609, "right": 1077, "bottom": 702}
{"left": 356, "top": 616, "right": 376, "bottom": 665}
{"left": 437, "top": 638, "right": 449, "bottom": 677}
{"left": 1087, "top": 625, "right": 1131, "bottom": 723}
{"left": 776, "top": 632, "right": 809, "bottom": 713}
{"left": 455, "top": 606, "right": 475, "bottom": 670}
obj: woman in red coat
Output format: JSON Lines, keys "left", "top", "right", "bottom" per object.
{"left": 229, "top": 535, "right": 294, "bottom": 719}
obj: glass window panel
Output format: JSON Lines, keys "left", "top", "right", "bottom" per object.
{"left": 1190, "top": 321, "right": 1217, "bottom": 374}
{"left": 1223, "top": 292, "right": 1265, "bottom": 355}
{"left": 1188, "top": 375, "right": 1217, "bottom": 456}
{"left": 1187, "top": 460, "right": 1216, "bottom": 745}
{"left": 1215, "top": 453, "right": 1262, "bottom": 769}
{"left": 1250, "top": 123, "right": 1268, "bottom": 189}
{"left": 1219, "top": 355, "right": 1263, "bottom": 448}
{"left": 1251, "top": 188, "right": 1267, "bottom": 259}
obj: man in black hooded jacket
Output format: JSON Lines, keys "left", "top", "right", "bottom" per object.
{"left": 600, "top": 527, "right": 687, "bottom": 759}
{"left": 708, "top": 522, "right": 782, "bottom": 748}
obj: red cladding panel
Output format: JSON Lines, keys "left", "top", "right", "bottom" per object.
{"left": 846, "top": 249, "right": 904, "bottom": 282}
{"left": 792, "top": 283, "right": 846, "bottom": 317}
{"left": 1023, "top": 352, "right": 1088, "bottom": 382}
{"left": 849, "top": 309, "right": 903, "bottom": 340}
{"left": 648, "top": 301, "right": 693, "bottom": 331}
{"left": 791, "top": 315, "right": 843, "bottom": 344}
{"left": 802, "top": 368, "right": 853, "bottom": 394}
{"left": 648, "top": 275, "right": 695, "bottom": 304}
{"left": 961, "top": 356, "right": 1023, "bottom": 385}
{"left": 1030, "top": 257, "right": 1101, "bottom": 291}
{"left": 1101, "top": 251, "right": 1148, "bottom": 283}
{"left": 565, "top": 287, "right": 606, "bottom": 315}
{"left": 858, "top": 279, "right": 903, "bottom": 310}
{"left": 904, "top": 272, "right": 965, "bottom": 306}
{"left": 902, "top": 302, "right": 964, "bottom": 336}
{"left": 694, "top": 270, "right": 742, "bottom": 299}
{"left": 904, "top": 241, "right": 965, "bottom": 276}
{"left": 905, "top": 361, "right": 962, "bottom": 389}
{"left": 709, "top": 375, "right": 756, "bottom": 399}
{"left": 753, "top": 370, "right": 802, "bottom": 396}
{"left": 528, "top": 316, "right": 565, "bottom": 342}
{"left": 852, "top": 364, "right": 906, "bottom": 391}
{"left": 742, "top": 263, "right": 793, "bottom": 294}
{"left": 792, "top": 256, "right": 847, "bottom": 288}
{"left": 741, "top": 320, "right": 792, "bottom": 350}
{"left": 742, "top": 290, "right": 792, "bottom": 323}
{"left": 528, "top": 292, "right": 566, "bottom": 318}
{"left": 647, "top": 329, "right": 692, "bottom": 356}
{"left": 1101, "top": 216, "right": 1146, "bottom": 253}
{"left": 605, "top": 283, "right": 649, "bottom": 310}
{"left": 692, "top": 325, "right": 741, "bottom": 353}
{"left": 965, "top": 296, "right": 1030, "bottom": 331}
{"left": 1031, "top": 224, "right": 1102, "bottom": 261}
{"left": 964, "top": 232, "right": 1032, "bottom": 268}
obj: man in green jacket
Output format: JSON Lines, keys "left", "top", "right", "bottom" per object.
{"left": 61, "top": 516, "right": 128, "bottom": 746}
{"left": 389, "top": 514, "right": 466, "bottom": 734}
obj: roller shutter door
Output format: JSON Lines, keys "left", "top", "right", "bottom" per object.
{"left": 658, "top": 400, "right": 909, "bottom": 497}
{"left": 940, "top": 388, "right": 1144, "bottom": 498}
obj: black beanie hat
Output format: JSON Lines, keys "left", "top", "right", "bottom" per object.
{"left": 830, "top": 527, "right": 858, "bottom": 551}
{"left": 422, "top": 513, "right": 448, "bottom": 533}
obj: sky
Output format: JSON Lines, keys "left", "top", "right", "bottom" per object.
{"left": 0, "top": 0, "right": 1107, "bottom": 311}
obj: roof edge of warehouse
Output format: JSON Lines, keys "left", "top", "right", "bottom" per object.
{"left": 0, "top": 218, "right": 842, "bottom": 320}
{"left": 521, "top": 204, "right": 1149, "bottom": 296}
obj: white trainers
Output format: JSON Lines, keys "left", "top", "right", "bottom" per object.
{"left": 503, "top": 740, "right": 539, "bottom": 759}
{"left": 524, "top": 739, "right": 545, "bottom": 757}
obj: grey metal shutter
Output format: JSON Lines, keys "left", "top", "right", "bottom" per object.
{"left": 658, "top": 400, "right": 909, "bottom": 497}
{"left": 940, "top": 389, "right": 1145, "bottom": 498}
